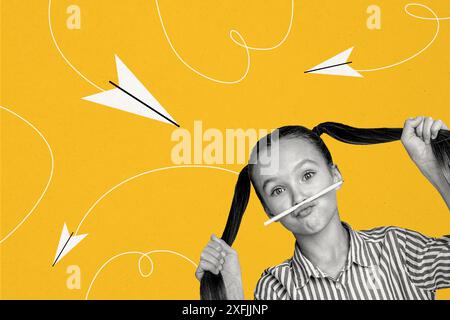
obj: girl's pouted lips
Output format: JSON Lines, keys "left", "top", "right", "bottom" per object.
{"left": 292, "top": 202, "right": 316, "bottom": 218}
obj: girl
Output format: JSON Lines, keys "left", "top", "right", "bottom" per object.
{"left": 195, "top": 116, "right": 450, "bottom": 300}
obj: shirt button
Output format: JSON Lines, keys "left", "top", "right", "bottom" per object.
{"left": 335, "top": 283, "right": 342, "bottom": 289}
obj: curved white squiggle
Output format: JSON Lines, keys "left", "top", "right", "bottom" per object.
{"left": 357, "top": 3, "right": 445, "bottom": 73}
{"left": 405, "top": 4, "right": 449, "bottom": 21}
{"left": 229, "top": 0, "right": 295, "bottom": 51}
{"left": 0, "top": 106, "right": 54, "bottom": 244}
{"left": 155, "top": 0, "right": 294, "bottom": 84}
{"left": 48, "top": 0, "right": 104, "bottom": 91}
{"left": 80, "top": 166, "right": 236, "bottom": 299}
{"left": 74, "top": 165, "right": 238, "bottom": 235}
{"left": 48, "top": 0, "right": 293, "bottom": 87}
{"left": 85, "top": 249, "right": 197, "bottom": 299}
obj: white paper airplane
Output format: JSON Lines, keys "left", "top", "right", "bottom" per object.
{"left": 52, "top": 223, "right": 87, "bottom": 266}
{"left": 83, "top": 55, "right": 179, "bottom": 126}
{"left": 305, "top": 47, "right": 362, "bottom": 77}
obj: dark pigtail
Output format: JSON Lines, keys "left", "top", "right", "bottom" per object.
{"left": 200, "top": 165, "right": 251, "bottom": 300}
{"left": 312, "top": 122, "right": 402, "bottom": 145}
{"left": 312, "top": 122, "right": 450, "bottom": 183}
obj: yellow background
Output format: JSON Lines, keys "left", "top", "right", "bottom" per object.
{"left": 1, "top": 0, "right": 449, "bottom": 299}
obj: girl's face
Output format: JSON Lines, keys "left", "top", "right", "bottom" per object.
{"left": 251, "top": 137, "right": 341, "bottom": 236}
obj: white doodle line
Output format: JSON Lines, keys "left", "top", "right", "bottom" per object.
{"left": 85, "top": 249, "right": 198, "bottom": 299}
{"left": 49, "top": 1, "right": 448, "bottom": 84}
{"left": 75, "top": 165, "right": 238, "bottom": 235}
{"left": 155, "top": 0, "right": 294, "bottom": 84}
{"left": 229, "top": 1, "right": 294, "bottom": 51}
{"left": 48, "top": 0, "right": 294, "bottom": 88}
{"left": 48, "top": 0, "right": 105, "bottom": 91}
{"left": 80, "top": 165, "right": 237, "bottom": 299}
{"left": 0, "top": 106, "right": 55, "bottom": 245}
{"left": 356, "top": 3, "right": 447, "bottom": 73}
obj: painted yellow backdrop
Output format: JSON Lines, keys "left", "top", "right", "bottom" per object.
{"left": 1, "top": 0, "right": 449, "bottom": 299}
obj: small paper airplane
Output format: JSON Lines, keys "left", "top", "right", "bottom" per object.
{"left": 52, "top": 223, "right": 87, "bottom": 266}
{"left": 83, "top": 55, "right": 179, "bottom": 127}
{"left": 305, "top": 47, "right": 362, "bottom": 77}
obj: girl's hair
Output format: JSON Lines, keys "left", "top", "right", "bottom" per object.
{"left": 200, "top": 122, "right": 450, "bottom": 300}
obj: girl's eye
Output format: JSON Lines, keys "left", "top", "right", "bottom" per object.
{"left": 303, "top": 171, "right": 316, "bottom": 181}
{"left": 271, "top": 187, "right": 285, "bottom": 196}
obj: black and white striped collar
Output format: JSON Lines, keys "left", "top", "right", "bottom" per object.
{"left": 291, "top": 221, "right": 379, "bottom": 289}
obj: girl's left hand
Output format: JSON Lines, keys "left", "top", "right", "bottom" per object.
{"left": 401, "top": 116, "right": 448, "bottom": 172}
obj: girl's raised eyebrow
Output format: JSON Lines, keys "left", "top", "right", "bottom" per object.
{"left": 293, "top": 159, "right": 318, "bottom": 171}
{"left": 262, "top": 159, "right": 318, "bottom": 190}
{"left": 262, "top": 177, "right": 278, "bottom": 191}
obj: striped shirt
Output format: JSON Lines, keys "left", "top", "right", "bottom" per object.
{"left": 254, "top": 222, "right": 450, "bottom": 300}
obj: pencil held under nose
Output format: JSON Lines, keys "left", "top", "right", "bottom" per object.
{"left": 264, "top": 180, "right": 344, "bottom": 226}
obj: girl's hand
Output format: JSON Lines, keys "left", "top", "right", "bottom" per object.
{"left": 401, "top": 116, "right": 450, "bottom": 209}
{"left": 195, "top": 234, "right": 244, "bottom": 299}
{"left": 401, "top": 116, "right": 448, "bottom": 172}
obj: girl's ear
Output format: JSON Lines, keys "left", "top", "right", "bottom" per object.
{"left": 331, "top": 164, "right": 343, "bottom": 185}
{"left": 250, "top": 177, "right": 275, "bottom": 218}
{"left": 255, "top": 190, "right": 274, "bottom": 217}
{"left": 264, "top": 205, "right": 275, "bottom": 218}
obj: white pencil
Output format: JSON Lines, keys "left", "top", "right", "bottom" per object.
{"left": 264, "top": 180, "right": 343, "bottom": 226}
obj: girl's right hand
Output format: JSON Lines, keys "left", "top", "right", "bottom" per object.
{"left": 195, "top": 234, "right": 244, "bottom": 299}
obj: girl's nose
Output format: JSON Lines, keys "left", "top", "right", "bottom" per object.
{"left": 291, "top": 185, "right": 309, "bottom": 207}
